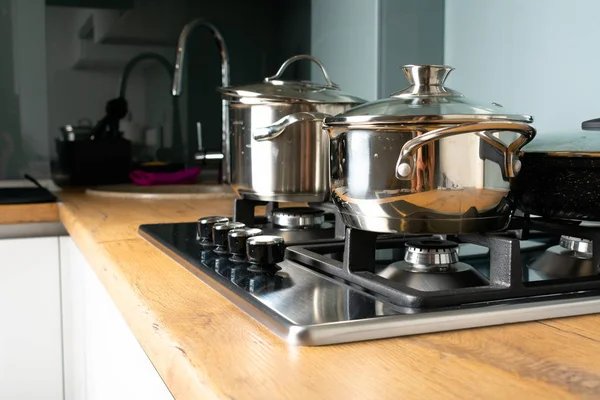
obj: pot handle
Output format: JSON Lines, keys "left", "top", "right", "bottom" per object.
{"left": 252, "top": 112, "right": 330, "bottom": 141}
{"left": 395, "top": 121, "right": 536, "bottom": 180}
{"left": 264, "top": 54, "right": 340, "bottom": 89}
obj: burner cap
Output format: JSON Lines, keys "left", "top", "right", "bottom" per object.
{"left": 272, "top": 207, "right": 325, "bottom": 228}
{"left": 405, "top": 239, "right": 459, "bottom": 268}
{"left": 405, "top": 239, "right": 458, "bottom": 250}
{"left": 559, "top": 235, "right": 592, "bottom": 255}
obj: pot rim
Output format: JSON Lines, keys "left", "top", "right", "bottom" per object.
{"left": 323, "top": 113, "right": 533, "bottom": 127}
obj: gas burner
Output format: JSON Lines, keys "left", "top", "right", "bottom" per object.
{"left": 272, "top": 207, "right": 326, "bottom": 229}
{"left": 404, "top": 239, "right": 459, "bottom": 271}
{"left": 560, "top": 235, "right": 592, "bottom": 255}
{"left": 230, "top": 198, "right": 342, "bottom": 244}
{"left": 377, "top": 239, "right": 488, "bottom": 292}
{"left": 528, "top": 235, "right": 597, "bottom": 280}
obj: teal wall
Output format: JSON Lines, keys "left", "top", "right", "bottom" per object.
{"left": 311, "top": 0, "right": 445, "bottom": 101}
{"left": 0, "top": 0, "right": 49, "bottom": 180}
{"left": 0, "top": 0, "right": 21, "bottom": 178}
{"left": 378, "top": 0, "right": 444, "bottom": 97}
{"left": 311, "top": 0, "right": 380, "bottom": 101}
{"left": 445, "top": 0, "right": 599, "bottom": 135}
{"left": 185, "top": 0, "right": 311, "bottom": 154}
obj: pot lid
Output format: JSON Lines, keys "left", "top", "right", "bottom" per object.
{"left": 324, "top": 64, "right": 533, "bottom": 126}
{"left": 219, "top": 54, "right": 366, "bottom": 105}
{"left": 520, "top": 118, "right": 600, "bottom": 156}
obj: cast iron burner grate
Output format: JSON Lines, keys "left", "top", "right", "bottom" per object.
{"left": 285, "top": 217, "right": 600, "bottom": 308}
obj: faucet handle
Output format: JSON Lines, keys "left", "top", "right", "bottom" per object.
{"left": 194, "top": 121, "right": 224, "bottom": 162}
{"left": 196, "top": 121, "right": 204, "bottom": 151}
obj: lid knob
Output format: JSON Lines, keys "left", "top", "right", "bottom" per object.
{"left": 402, "top": 64, "right": 454, "bottom": 87}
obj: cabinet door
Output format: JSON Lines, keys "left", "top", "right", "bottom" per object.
{"left": 0, "top": 237, "right": 63, "bottom": 400}
{"left": 60, "top": 237, "right": 173, "bottom": 400}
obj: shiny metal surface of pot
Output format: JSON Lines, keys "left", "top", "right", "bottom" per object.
{"left": 221, "top": 55, "right": 365, "bottom": 202}
{"left": 322, "top": 64, "right": 536, "bottom": 234}
{"left": 229, "top": 102, "right": 351, "bottom": 202}
{"left": 328, "top": 121, "right": 535, "bottom": 233}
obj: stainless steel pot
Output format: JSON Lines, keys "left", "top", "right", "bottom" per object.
{"left": 219, "top": 55, "right": 365, "bottom": 202}
{"left": 321, "top": 64, "right": 536, "bottom": 234}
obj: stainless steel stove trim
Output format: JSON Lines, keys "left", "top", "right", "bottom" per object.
{"left": 285, "top": 297, "right": 600, "bottom": 346}
{"left": 140, "top": 228, "right": 600, "bottom": 346}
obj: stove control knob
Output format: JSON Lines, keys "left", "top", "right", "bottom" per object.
{"left": 197, "top": 216, "right": 229, "bottom": 247}
{"left": 212, "top": 222, "right": 246, "bottom": 253}
{"left": 246, "top": 235, "right": 285, "bottom": 266}
{"left": 228, "top": 228, "right": 263, "bottom": 261}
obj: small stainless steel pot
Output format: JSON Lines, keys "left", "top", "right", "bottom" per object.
{"left": 322, "top": 65, "right": 536, "bottom": 234}
{"left": 220, "top": 55, "right": 365, "bottom": 202}
{"left": 60, "top": 119, "right": 94, "bottom": 141}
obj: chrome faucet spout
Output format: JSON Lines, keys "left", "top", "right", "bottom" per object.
{"left": 171, "top": 18, "right": 231, "bottom": 183}
{"left": 117, "top": 52, "right": 186, "bottom": 163}
{"left": 119, "top": 52, "right": 173, "bottom": 98}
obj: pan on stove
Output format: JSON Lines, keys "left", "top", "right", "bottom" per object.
{"left": 511, "top": 117, "right": 600, "bottom": 220}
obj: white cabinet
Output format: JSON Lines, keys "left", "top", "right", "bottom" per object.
{"left": 59, "top": 237, "right": 173, "bottom": 400}
{"left": 0, "top": 237, "right": 63, "bottom": 400}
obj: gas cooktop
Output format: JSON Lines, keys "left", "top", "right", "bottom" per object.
{"left": 139, "top": 198, "right": 600, "bottom": 346}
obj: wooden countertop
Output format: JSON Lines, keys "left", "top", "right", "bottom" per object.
{"left": 54, "top": 193, "right": 600, "bottom": 399}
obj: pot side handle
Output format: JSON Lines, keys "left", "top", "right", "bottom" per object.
{"left": 395, "top": 121, "right": 536, "bottom": 180}
{"left": 252, "top": 112, "right": 330, "bottom": 141}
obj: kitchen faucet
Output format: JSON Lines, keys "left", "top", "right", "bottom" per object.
{"left": 118, "top": 52, "right": 183, "bottom": 162}
{"left": 172, "top": 19, "right": 230, "bottom": 184}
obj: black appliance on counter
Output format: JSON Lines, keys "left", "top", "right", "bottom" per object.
{"left": 53, "top": 137, "right": 131, "bottom": 187}
{"left": 51, "top": 98, "right": 132, "bottom": 187}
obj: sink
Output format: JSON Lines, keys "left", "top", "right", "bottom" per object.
{"left": 85, "top": 183, "right": 236, "bottom": 200}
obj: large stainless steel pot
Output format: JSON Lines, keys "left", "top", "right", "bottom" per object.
{"left": 219, "top": 55, "right": 365, "bottom": 202}
{"left": 322, "top": 64, "right": 536, "bottom": 234}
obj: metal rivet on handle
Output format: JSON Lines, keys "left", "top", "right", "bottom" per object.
{"left": 397, "top": 163, "right": 412, "bottom": 177}
{"left": 513, "top": 159, "right": 522, "bottom": 174}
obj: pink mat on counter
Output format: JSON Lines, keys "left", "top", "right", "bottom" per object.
{"left": 129, "top": 167, "right": 201, "bottom": 186}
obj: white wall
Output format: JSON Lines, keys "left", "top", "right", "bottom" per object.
{"left": 445, "top": 0, "right": 599, "bottom": 135}
{"left": 311, "top": 0, "right": 380, "bottom": 101}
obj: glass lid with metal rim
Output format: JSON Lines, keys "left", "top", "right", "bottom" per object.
{"left": 219, "top": 54, "right": 366, "bottom": 104}
{"left": 324, "top": 64, "right": 533, "bottom": 126}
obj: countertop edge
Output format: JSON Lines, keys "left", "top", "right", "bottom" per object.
{"left": 0, "top": 202, "right": 59, "bottom": 225}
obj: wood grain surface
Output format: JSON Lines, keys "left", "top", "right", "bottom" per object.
{"left": 0, "top": 202, "right": 59, "bottom": 224}
{"left": 57, "top": 192, "right": 600, "bottom": 400}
